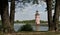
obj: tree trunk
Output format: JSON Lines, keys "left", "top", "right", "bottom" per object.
{"left": 10, "top": 0, "right": 15, "bottom": 32}
{"left": 46, "top": 0, "right": 54, "bottom": 31}
{"left": 53, "top": 0, "right": 60, "bottom": 31}
{"left": 1, "top": 0, "right": 12, "bottom": 33}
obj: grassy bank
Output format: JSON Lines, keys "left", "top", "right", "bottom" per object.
{"left": 3, "top": 31, "right": 60, "bottom": 35}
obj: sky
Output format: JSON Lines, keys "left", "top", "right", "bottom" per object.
{"left": 0, "top": 0, "right": 60, "bottom": 21}
{"left": 14, "top": 1, "right": 48, "bottom": 21}
{"left": 0, "top": 0, "right": 50, "bottom": 21}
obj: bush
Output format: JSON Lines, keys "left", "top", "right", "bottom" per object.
{"left": 18, "top": 23, "right": 33, "bottom": 31}
{"left": 0, "top": 25, "right": 2, "bottom": 31}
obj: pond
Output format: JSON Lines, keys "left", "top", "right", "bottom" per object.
{"left": 14, "top": 23, "right": 48, "bottom": 32}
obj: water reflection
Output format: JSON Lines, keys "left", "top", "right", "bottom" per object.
{"left": 14, "top": 23, "right": 48, "bottom": 32}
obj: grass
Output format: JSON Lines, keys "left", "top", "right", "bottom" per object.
{"left": 1, "top": 31, "right": 60, "bottom": 35}
{"left": 0, "top": 32, "right": 4, "bottom": 35}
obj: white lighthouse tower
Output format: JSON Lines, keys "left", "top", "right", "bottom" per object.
{"left": 35, "top": 11, "right": 40, "bottom": 31}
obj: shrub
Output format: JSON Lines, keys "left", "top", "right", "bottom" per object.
{"left": 18, "top": 23, "right": 33, "bottom": 31}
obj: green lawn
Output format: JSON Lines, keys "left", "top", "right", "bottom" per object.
{"left": 2, "top": 31, "right": 60, "bottom": 35}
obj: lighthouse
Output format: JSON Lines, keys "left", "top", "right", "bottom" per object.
{"left": 35, "top": 11, "right": 40, "bottom": 31}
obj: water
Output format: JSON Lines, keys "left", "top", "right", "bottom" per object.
{"left": 14, "top": 23, "right": 48, "bottom": 32}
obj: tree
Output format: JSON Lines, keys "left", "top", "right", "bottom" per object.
{"left": 53, "top": 0, "right": 60, "bottom": 31}
{"left": 0, "top": 0, "right": 12, "bottom": 32}
{"left": 18, "top": 23, "right": 33, "bottom": 31}
{"left": 0, "top": 0, "right": 15, "bottom": 33}
{"left": 10, "top": 0, "right": 15, "bottom": 32}
{"left": 46, "top": 0, "right": 55, "bottom": 31}
{"left": 39, "top": 0, "right": 56, "bottom": 31}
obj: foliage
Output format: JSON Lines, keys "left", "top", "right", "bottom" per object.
{"left": 18, "top": 23, "right": 33, "bottom": 31}
{"left": 0, "top": 25, "right": 2, "bottom": 31}
{"left": 15, "top": 20, "right": 20, "bottom": 23}
{"left": 14, "top": 20, "right": 48, "bottom": 23}
{"left": 0, "top": 20, "right": 2, "bottom": 23}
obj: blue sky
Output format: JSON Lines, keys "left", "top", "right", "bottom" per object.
{"left": 9, "top": 1, "right": 48, "bottom": 21}
{"left": 0, "top": 1, "right": 48, "bottom": 21}
{"left": 1, "top": 0, "right": 59, "bottom": 21}
{"left": 0, "top": 0, "right": 60, "bottom": 21}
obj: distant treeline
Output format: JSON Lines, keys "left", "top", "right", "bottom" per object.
{"left": 14, "top": 20, "right": 48, "bottom": 23}
{"left": 0, "top": 20, "right": 60, "bottom": 24}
